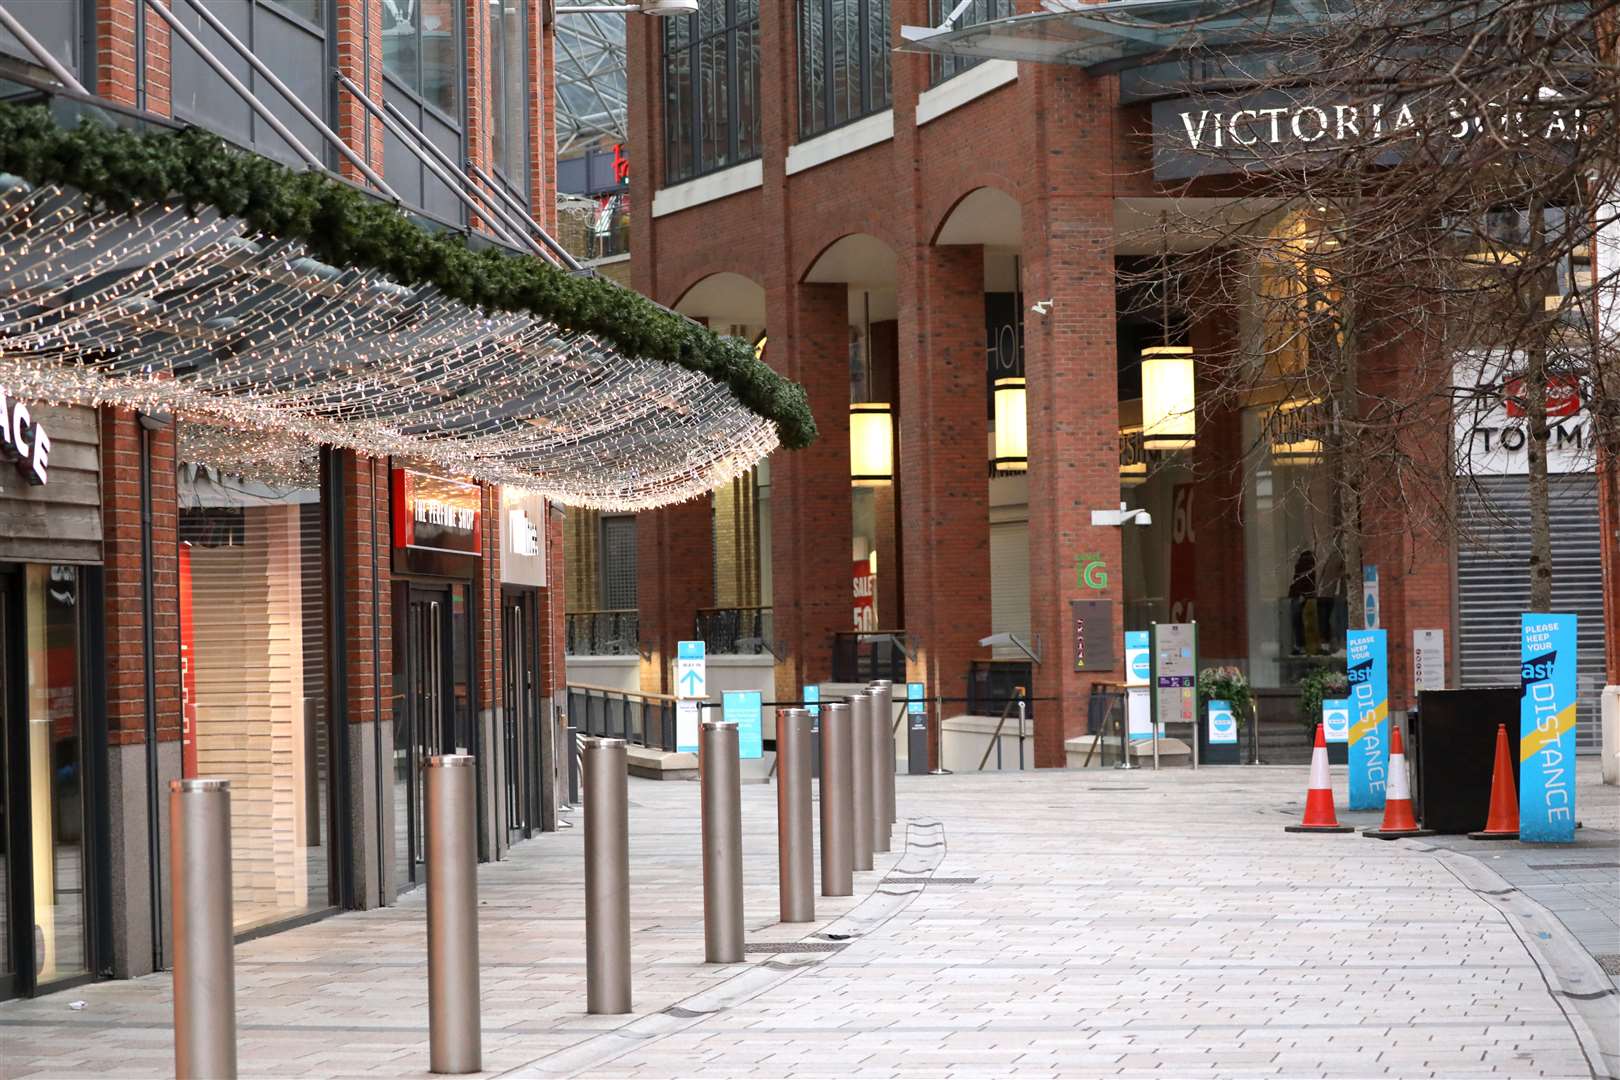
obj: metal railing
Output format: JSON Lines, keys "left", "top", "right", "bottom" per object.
{"left": 565, "top": 683, "right": 676, "bottom": 751}
{"left": 696, "top": 606, "right": 773, "bottom": 655}
{"left": 565, "top": 610, "right": 639, "bottom": 656}
{"left": 831, "top": 631, "right": 910, "bottom": 683}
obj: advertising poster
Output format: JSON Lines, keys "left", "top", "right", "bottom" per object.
{"left": 1520, "top": 614, "right": 1578, "bottom": 843}
{"left": 1347, "top": 629, "right": 1389, "bottom": 810}
{"left": 852, "top": 558, "right": 876, "bottom": 630}
{"left": 1124, "top": 630, "right": 1150, "bottom": 687}
{"left": 1207, "top": 700, "right": 1238, "bottom": 744}
{"left": 723, "top": 691, "right": 764, "bottom": 759}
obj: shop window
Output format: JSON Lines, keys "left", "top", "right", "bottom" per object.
{"left": 926, "top": 0, "right": 1013, "bottom": 87}
{"left": 0, "top": 1, "right": 88, "bottom": 82}
{"left": 170, "top": 0, "right": 330, "bottom": 171}
{"left": 1240, "top": 408, "right": 1347, "bottom": 690}
{"left": 488, "top": 0, "right": 530, "bottom": 201}
{"left": 798, "top": 0, "right": 892, "bottom": 139}
{"left": 663, "top": 0, "right": 761, "bottom": 185}
{"left": 178, "top": 456, "right": 332, "bottom": 934}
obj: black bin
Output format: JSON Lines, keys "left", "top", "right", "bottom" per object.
{"left": 1409, "top": 687, "right": 1520, "bottom": 833}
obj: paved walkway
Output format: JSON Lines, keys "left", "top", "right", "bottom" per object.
{"left": 2, "top": 761, "right": 1616, "bottom": 1079}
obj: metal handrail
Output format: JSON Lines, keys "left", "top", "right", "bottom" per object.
{"left": 976, "top": 687, "right": 1028, "bottom": 771}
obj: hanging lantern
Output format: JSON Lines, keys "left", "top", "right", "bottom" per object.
{"left": 992, "top": 377, "right": 1028, "bottom": 472}
{"left": 849, "top": 402, "right": 893, "bottom": 485}
{"left": 1141, "top": 346, "right": 1195, "bottom": 451}
{"left": 1119, "top": 426, "right": 1148, "bottom": 486}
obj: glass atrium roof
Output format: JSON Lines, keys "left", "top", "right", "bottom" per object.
{"left": 555, "top": 11, "right": 627, "bottom": 153}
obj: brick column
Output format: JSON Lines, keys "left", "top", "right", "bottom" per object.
{"left": 1022, "top": 71, "right": 1122, "bottom": 767}
{"left": 97, "top": 0, "right": 170, "bottom": 115}
{"left": 100, "top": 407, "right": 180, "bottom": 977}
{"left": 766, "top": 283, "right": 854, "bottom": 699}
{"left": 636, "top": 500, "right": 713, "bottom": 695}
{"left": 334, "top": 0, "right": 384, "bottom": 182}
{"left": 337, "top": 451, "right": 392, "bottom": 904}
{"left": 897, "top": 243, "right": 992, "bottom": 765}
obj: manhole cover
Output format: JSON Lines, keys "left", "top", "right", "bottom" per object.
{"left": 744, "top": 941, "right": 846, "bottom": 954}
{"left": 1596, "top": 955, "right": 1620, "bottom": 976}
{"left": 1526, "top": 862, "right": 1620, "bottom": 871}
{"left": 885, "top": 876, "right": 979, "bottom": 884}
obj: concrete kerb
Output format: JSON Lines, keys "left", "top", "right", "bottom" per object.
{"left": 1430, "top": 845, "right": 1620, "bottom": 1080}
{"left": 494, "top": 818, "right": 946, "bottom": 1079}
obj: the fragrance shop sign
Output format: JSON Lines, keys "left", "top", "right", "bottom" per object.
{"left": 392, "top": 467, "right": 481, "bottom": 574}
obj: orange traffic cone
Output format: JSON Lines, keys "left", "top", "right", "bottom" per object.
{"left": 1469, "top": 723, "right": 1519, "bottom": 840}
{"left": 1285, "top": 724, "right": 1355, "bottom": 833}
{"left": 1364, "top": 722, "right": 1434, "bottom": 839}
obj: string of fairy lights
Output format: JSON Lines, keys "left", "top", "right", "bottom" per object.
{"left": 0, "top": 178, "right": 779, "bottom": 509}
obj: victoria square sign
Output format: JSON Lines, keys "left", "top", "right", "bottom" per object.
{"left": 1151, "top": 89, "right": 1591, "bottom": 179}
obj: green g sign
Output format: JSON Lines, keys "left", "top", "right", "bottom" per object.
{"left": 1077, "top": 553, "right": 1109, "bottom": 590}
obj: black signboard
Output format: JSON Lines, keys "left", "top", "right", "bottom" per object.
{"left": 1070, "top": 599, "right": 1116, "bottom": 673}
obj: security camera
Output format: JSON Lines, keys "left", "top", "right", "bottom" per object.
{"left": 1030, "top": 299, "right": 1054, "bottom": 316}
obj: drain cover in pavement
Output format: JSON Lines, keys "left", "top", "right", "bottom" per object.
{"left": 885, "top": 876, "right": 979, "bottom": 884}
{"left": 1596, "top": 955, "right": 1620, "bottom": 976}
{"left": 744, "top": 941, "right": 846, "bottom": 954}
{"left": 1525, "top": 862, "right": 1620, "bottom": 871}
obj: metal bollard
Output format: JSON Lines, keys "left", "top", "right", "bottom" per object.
{"left": 583, "top": 738, "right": 632, "bottom": 1014}
{"left": 701, "top": 720, "right": 745, "bottom": 963}
{"left": 171, "top": 778, "right": 237, "bottom": 1080}
{"left": 869, "top": 680, "right": 896, "bottom": 833}
{"left": 425, "top": 755, "right": 481, "bottom": 1074}
{"left": 866, "top": 686, "right": 891, "bottom": 854}
{"left": 850, "top": 691, "right": 875, "bottom": 872}
{"left": 566, "top": 718, "right": 582, "bottom": 806}
{"left": 818, "top": 701, "right": 854, "bottom": 897}
{"left": 1018, "top": 697, "right": 1028, "bottom": 770}
{"left": 776, "top": 708, "right": 815, "bottom": 922}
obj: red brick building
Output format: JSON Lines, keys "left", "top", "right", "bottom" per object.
{"left": 0, "top": 0, "right": 794, "bottom": 1000}
{"left": 604, "top": 1, "right": 1614, "bottom": 770}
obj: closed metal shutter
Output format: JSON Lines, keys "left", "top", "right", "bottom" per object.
{"left": 990, "top": 520, "right": 1031, "bottom": 657}
{"left": 1457, "top": 474, "right": 1604, "bottom": 752}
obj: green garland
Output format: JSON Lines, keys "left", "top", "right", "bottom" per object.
{"left": 0, "top": 102, "right": 817, "bottom": 449}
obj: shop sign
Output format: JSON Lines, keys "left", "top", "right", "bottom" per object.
{"left": 1153, "top": 89, "right": 1588, "bottom": 180}
{"left": 1453, "top": 355, "right": 1595, "bottom": 476}
{"left": 392, "top": 468, "right": 481, "bottom": 555}
{"left": 1076, "top": 553, "right": 1109, "bottom": 590}
{"left": 722, "top": 690, "right": 764, "bottom": 760}
{"left": 1346, "top": 629, "right": 1390, "bottom": 811}
{"left": 852, "top": 558, "right": 876, "bottom": 630}
{"left": 500, "top": 486, "right": 547, "bottom": 587}
{"left": 1265, "top": 397, "right": 1331, "bottom": 463}
{"left": 0, "top": 387, "right": 52, "bottom": 486}
{"left": 1519, "top": 613, "right": 1578, "bottom": 843}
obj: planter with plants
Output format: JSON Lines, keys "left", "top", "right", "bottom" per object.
{"left": 1297, "top": 663, "right": 1350, "bottom": 763}
{"left": 1196, "top": 666, "right": 1252, "bottom": 764}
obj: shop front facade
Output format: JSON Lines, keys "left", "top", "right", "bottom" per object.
{"left": 618, "top": 0, "right": 1619, "bottom": 764}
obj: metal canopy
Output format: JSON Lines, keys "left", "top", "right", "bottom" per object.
{"left": 0, "top": 177, "right": 778, "bottom": 510}
{"left": 898, "top": 0, "right": 1348, "bottom": 72}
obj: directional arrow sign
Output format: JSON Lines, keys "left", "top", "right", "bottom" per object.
{"left": 675, "top": 640, "right": 706, "bottom": 700}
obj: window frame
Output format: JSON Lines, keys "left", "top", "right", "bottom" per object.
{"left": 661, "top": 0, "right": 762, "bottom": 187}
{"left": 487, "top": 0, "right": 531, "bottom": 202}
{"left": 797, "top": 0, "right": 892, "bottom": 142}
{"left": 927, "top": 0, "right": 1014, "bottom": 88}
{"left": 381, "top": 0, "right": 467, "bottom": 130}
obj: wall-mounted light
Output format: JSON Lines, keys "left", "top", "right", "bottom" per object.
{"left": 992, "top": 377, "right": 1028, "bottom": 472}
{"left": 850, "top": 402, "right": 893, "bottom": 485}
{"left": 1141, "top": 345, "right": 1195, "bottom": 451}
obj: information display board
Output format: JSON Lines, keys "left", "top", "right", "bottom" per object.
{"left": 1150, "top": 623, "right": 1198, "bottom": 748}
